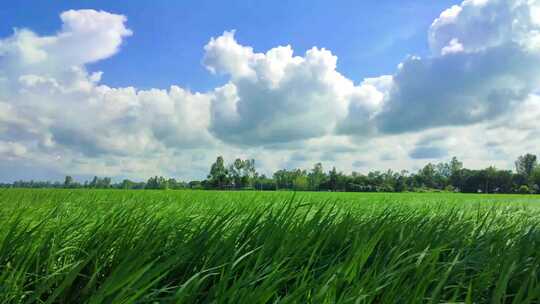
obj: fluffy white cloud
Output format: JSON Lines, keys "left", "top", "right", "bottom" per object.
{"left": 373, "top": 0, "right": 540, "bottom": 133}
{"left": 0, "top": 9, "right": 131, "bottom": 82}
{"left": 337, "top": 75, "right": 392, "bottom": 135}
{"left": 204, "top": 31, "right": 378, "bottom": 145}
{"left": 429, "top": 0, "right": 540, "bottom": 54}
{"left": 0, "top": 10, "right": 215, "bottom": 179}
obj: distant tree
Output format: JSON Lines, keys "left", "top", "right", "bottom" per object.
{"left": 418, "top": 163, "right": 437, "bottom": 189}
{"left": 486, "top": 169, "right": 512, "bottom": 193}
{"left": 518, "top": 185, "right": 530, "bottom": 194}
{"left": 532, "top": 167, "right": 540, "bottom": 193}
{"left": 229, "top": 159, "right": 244, "bottom": 189}
{"left": 483, "top": 166, "right": 498, "bottom": 193}
{"left": 394, "top": 171, "right": 409, "bottom": 192}
{"left": 7, "top": 154, "right": 540, "bottom": 194}
{"left": 228, "top": 158, "right": 257, "bottom": 189}
{"left": 101, "top": 177, "right": 112, "bottom": 188}
{"left": 64, "top": 176, "right": 74, "bottom": 188}
{"left": 449, "top": 157, "right": 463, "bottom": 174}
{"left": 449, "top": 157, "right": 464, "bottom": 190}
{"left": 273, "top": 168, "right": 307, "bottom": 190}
{"left": 86, "top": 176, "right": 111, "bottom": 189}
{"left": 512, "top": 173, "right": 528, "bottom": 192}
{"left": 188, "top": 180, "right": 203, "bottom": 189}
{"left": 515, "top": 154, "right": 537, "bottom": 179}
{"left": 167, "top": 178, "right": 186, "bottom": 190}
{"left": 273, "top": 170, "right": 289, "bottom": 190}
{"left": 242, "top": 159, "right": 257, "bottom": 188}
{"left": 146, "top": 176, "right": 168, "bottom": 190}
{"left": 89, "top": 176, "right": 99, "bottom": 188}
{"left": 254, "top": 174, "right": 276, "bottom": 191}
{"left": 120, "top": 179, "right": 135, "bottom": 189}
{"left": 208, "top": 156, "right": 229, "bottom": 189}
{"left": 293, "top": 175, "right": 309, "bottom": 191}
{"left": 328, "top": 167, "right": 339, "bottom": 191}
{"left": 308, "top": 163, "right": 326, "bottom": 191}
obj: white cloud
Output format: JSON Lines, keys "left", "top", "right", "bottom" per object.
{"left": 374, "top": 0, "right": 540, "bottom": 133}
{"left": 0, "top": 10, "right": 215, "bottom": 179}
{"left": 429, "top": 0, "right": 540, "bottom": 54}
{"left": 337, "top": 75, "right": 391, "bottom": 135}
{"left": 0, "top": 141, "right": 27, "bottom": 159}
{"left": 0, "top": 10, "right": 131, "bottom": 68}
{"left": 205, "top": 31, "right": 373, "bottom": 145}
{"left": 9, "top": 71, "right": 215, "bottom": 157}
{"left": 441, "top": 38, "right": 464, "bottom": 55}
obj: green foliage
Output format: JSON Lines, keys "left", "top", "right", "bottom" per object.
{"left": 515, "top": 153, "right": 538, "bottom": 178}
{"left": 207, "top": 156, "right": 229, "bottom": 189}
{"left": 519, "top": 185, "right": 531, "bottom": 194}
{"left": 228, "top": 158, "right": 256, "bottom": 189}
{"left": 308, "top": 163, "right": 326, "bottom": 191}
{"left": 293, "top": 175, "right": 309, "bottom": 191}
{"left": 1, "top": 189, "right": 540, "bottom": 303}
{"left": 146, "top": 176, "right": 169, "bottom": 189}
{"left": 4, "top": 154, "right": 540, "bottom": 194}
{"left": 63, "top": 175, "right": 74, "bottom": 188}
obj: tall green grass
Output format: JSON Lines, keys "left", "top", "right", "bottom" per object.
{"left": 0, "top": 189, "right": 540, "bottom": 303}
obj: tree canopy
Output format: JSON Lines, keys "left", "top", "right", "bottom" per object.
{"left": 4, "top": 153, "right": 540, "bottom": 194}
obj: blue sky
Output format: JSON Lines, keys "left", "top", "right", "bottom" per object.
{"left": 1, "top": 1, "right": 458, "bottom": 91}
{"left": 1, "top": 0, "right": 540, "bottom": 182}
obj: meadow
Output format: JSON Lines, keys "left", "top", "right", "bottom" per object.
{"left": 1, "top": 189, "right": 540, "bottom": 303}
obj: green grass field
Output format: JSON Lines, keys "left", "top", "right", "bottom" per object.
{"left": 1, "top": 189, "right": 540, "bottom": 303}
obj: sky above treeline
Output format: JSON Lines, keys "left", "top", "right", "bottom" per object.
{"left": 1, "top": 0, "right": 540, "bottom": 182}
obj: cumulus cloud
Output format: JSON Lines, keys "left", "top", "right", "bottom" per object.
{"left": 429, "top": 0, "right": 540, "bottom": 54}
{"left": 204, "top": 31, "right": 378, "bottom": 145}
{"left": 0, "top": 9, "right": 215, "bottom": 179}
{"left": 337, "top": 75, "right": 391, "bottom": 136}
{"left": 0, "top": 10, "right": 132, "bottom": 77}
{"left": 374, "top": 0, "right": 540, "bottom": 133}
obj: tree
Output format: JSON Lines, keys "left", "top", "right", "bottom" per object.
{"left": 87, "top": 176, "right": 111, "bottom": 189}
{"left": 8, "top": 153, "right": 540, "bottom": 194}
{"left": 146, "top": 176, "right": 168, "bottom": 190}
{"left": 518, "top": 185, "right": 530, "bottom": 194}
{"left": 449, "top": 157, "right": 464, "bottom": 190}
{"left": 394, "top": 171, "right": 409, "bottom": 192}
{"left": 531, "top": 167, "right": 540, "bottom": 193}
{"left": 482, "top": 166, "right": 497, "bottom": 194}
{"left": 208, "top": 156, "right": 229, "bottom": 189}
{"left": 120, "top": 179, "right": 135, "bottom": 189}
{"left": 63, "top": 176, "right": 74, "bottom": 188}
{"left": 328, "top": 167, "right": 339, "bottom": 191}
{"left": 418, "top": 163, "right": 437, "bottom": 189}
{"left": 449, "top": 157, "right": 463, "bottom": 174}
{"left": 254, "top": 174, "right": 276, "bottom": 191}
{"left": 101, "top": 177, "right": 112, "bottom": 188}
{"left": 273, "top": 169, "right": 307, "bottom": 190}
{"left": 89, "top": 176, "right": 99, "bottom": 188}
{"left": 308, "top": 163, "right": 326, "bottom": 191}
{"left": 228, "top": 158, "right": 256, "bottom": 189}
{"left": 242, "top": 159, "right": 256, "bottom": 188}
{"left": 274, "top": 169, "right": 290, "bottom": 190}
{"left": 515, "top": 154, "right": 537, "bottom": 179}
{"left": 229, "top": 159, "right": 244, "bottom": 189}
{"left": 293, "top": 175, "right": 309, "bottom": 191}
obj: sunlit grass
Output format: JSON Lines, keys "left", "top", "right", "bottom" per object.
{"left": 1, "top": 189, "right": 540, "bottom": 303}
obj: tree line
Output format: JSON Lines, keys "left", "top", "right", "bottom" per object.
{"left": 3, "top": 154, "right": 540, "bottom": 194}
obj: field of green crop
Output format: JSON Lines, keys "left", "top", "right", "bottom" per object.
{"left": 1, "top": 189, "right": 540, "bottom": 303}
